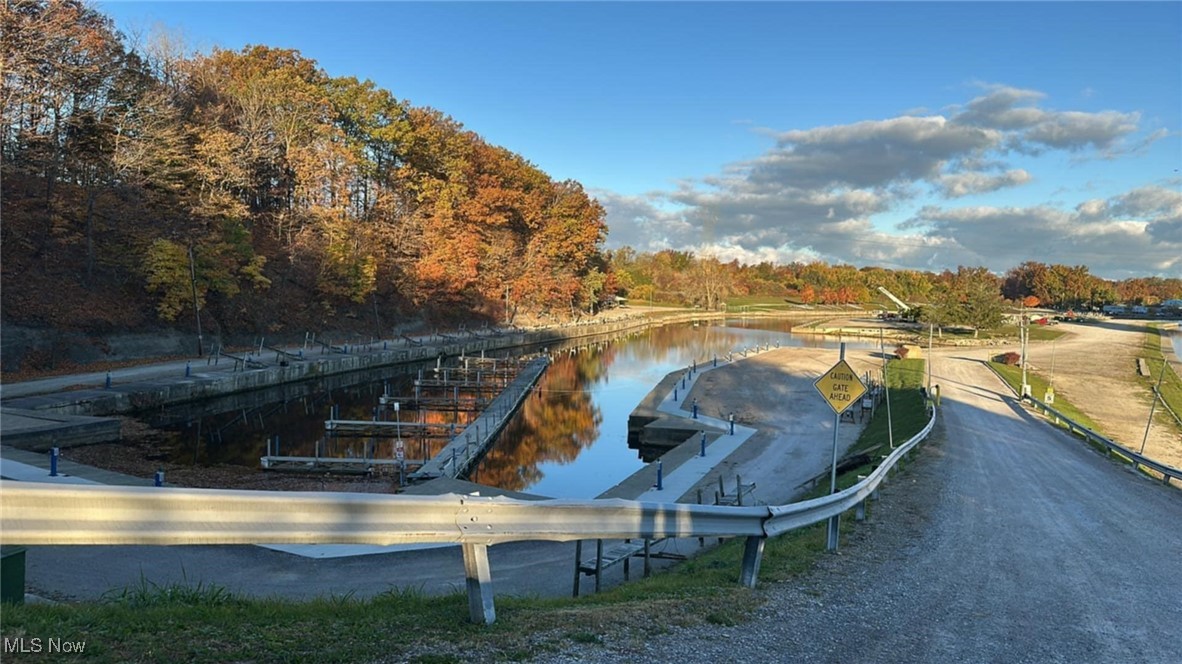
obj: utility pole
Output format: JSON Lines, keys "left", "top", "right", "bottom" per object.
{"left": 881, "top": 327, "right": 894, "bottom": 450}
{"left": 188, "top": 244, "right": 204, "bottom": 357}
{"left": 927, "top": 322, "right": 934, "bottom": 394}
{"left": 1019, "top": 302, "right": 1029, "bottom": 398}
{"left": 1139, "top": 362, "right": 1168, "bottom": 455}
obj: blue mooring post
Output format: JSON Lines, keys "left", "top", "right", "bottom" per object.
{"left": 700, "top": 431, "right": 706, "bottom": 457}
{"left": 673, "top": 387, "right": 678, "bottom": 402}
{"left": 185, "top": 361, "right": 191, "bottom": 377}
{"left": 692, "top": 399, "right": 699, "bottom": 419}
{"left": 656, "top": 460, "right": 664, "bottom": 490}
{"left": 105, "top": 371, "right": 111, "bottom": 389}
{"left": 50, "top": 447, "right": 59, "bottom": 477}
{"left": 681, "top": 374, "right": 686, "bottom": 389}
{"left": 154, "top": 469, "right": 164, "bottom": 487}
{"left": 729, "top": 413, "right": 736, "bottom": 435}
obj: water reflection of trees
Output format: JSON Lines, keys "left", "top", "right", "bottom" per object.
{"left": 165, "top": 320, "right": 813, "bottom": 484}
{"left": 472, "top": 348, "right": 608, "bottom": 491}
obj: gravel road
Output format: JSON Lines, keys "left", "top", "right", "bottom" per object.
{"left": 538, "top": 355, "right": 1182, "bottom": 663}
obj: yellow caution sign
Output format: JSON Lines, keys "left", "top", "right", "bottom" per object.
{"left": 814, "top": 359, "right": 867, "bottom": 414}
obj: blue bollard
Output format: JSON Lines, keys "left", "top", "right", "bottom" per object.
{"left": 299, "top": 350, "right": 304, "bottom": 359}
{"left": 154, "top": 469, "right": 164, "bottom": 487}
{"left": 383, "top": 341, "right": 388, "bottom": 350}
{"left": 729, "top": 414, "right": 735, "bottom": 435}
{"left": 682, "top": 375, "right": 686, "bottom": 389}
{"left": 656, "top": 460, "right": 664, "bottom": 490}
{"left": 700, "top": 431, "right": 706, "bottom": 457}
{"left": 105, "top": 372, "right": 111, "bottom": 389}
{"left": 50, "top": 447, "right": 59, "bottom": 477}
{"left": 692, "top": 400, "right": 698, "bottom": 419}
{"left": 713, "top": 355, "right": 717, "bottom": 367}
{"left": 185, "top": 361, "right": 191, "bottom": 377}
{"left": 673, "top": 387, "right": 678, "bottom": 402}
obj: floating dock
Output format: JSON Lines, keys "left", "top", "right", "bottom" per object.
{"left": 409, "top": 356, "right": 549, "bottom": 481}
{"left": 258, "top": 356, "right": 550, "bottom": 481}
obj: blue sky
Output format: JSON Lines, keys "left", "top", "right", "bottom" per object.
{"left": 99, "top": 1, "right": 1181, "bottom": 278}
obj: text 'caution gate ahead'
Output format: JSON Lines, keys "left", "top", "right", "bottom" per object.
{"left": 813, "top": 358, "right": 866, "bottom": 414}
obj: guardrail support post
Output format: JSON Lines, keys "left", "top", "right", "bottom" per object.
{"left": 739, "top": 536, "right": 765, "bottom": 588}
{"left": 826, "top": 514, "right": 840, "bottom": 552}
{"left": 462, "top": 543, "right": 496, "bottom": 625}
{"left": 855, "top": 500, "right": 866, "bottom": 521}
{"left": 594, "top": 539, "right": 604, "bottom": 593}
{"left": 572, "top": 540, "right": 582, "bottom": 597}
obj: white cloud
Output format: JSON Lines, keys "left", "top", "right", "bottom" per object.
{"left": 936, "top": 169, "right": 1032, "bottom": 198}
{"left": 596, "top": 85, "right": 1175, "bottom": 278}
{"left": 955, "top": 85, "right": 1145, "bottom": 155}
{"left": 905, "top": 192, "right": 1181, "bottom": 275}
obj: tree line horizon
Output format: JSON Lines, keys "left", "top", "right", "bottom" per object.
{"left": 3, "top": 1, "right": 1178, "bottom": 340}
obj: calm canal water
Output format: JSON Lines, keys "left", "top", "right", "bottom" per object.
{"left": 156, "top": 319, "right": 876, "bottom": 498}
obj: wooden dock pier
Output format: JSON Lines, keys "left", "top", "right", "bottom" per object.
{"left": 409, "top": 356, "right": 549, "bottom": 481}
{"left": 258, "top": 355, "right": 550, "bottom": 480}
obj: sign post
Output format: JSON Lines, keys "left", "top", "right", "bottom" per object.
{"left": 813, "top": 343, "right": 867, "bottom": 552}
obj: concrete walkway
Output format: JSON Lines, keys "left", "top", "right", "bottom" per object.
{"left": 634, "top": 352, "right": 768, "bottom": 502}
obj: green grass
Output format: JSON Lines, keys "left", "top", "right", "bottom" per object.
{"left": 2, "top": 530, "right": 839, "bottom": 663}
{"left": 2, "top": 363, "right": 939, "bottom": 663}
{"left": 988, "top": 361, "right": 1104, "bottom": 434}
{"left": 851, "top": 359, "right": 927, "bottom": 455}
{"left": 1139, "top": 327, "right": 1182, "bottom": 435}
{"left": 725, "top": 296, "right": 801, "bottom": 310}
{"left": 991, "top": 323, "right": 1067, "bottom": 342}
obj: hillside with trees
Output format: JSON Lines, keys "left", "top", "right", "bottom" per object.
{"left": 1, "top": 0, "right": 613, "bottom": 343}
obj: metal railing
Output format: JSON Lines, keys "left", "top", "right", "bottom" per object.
{"left": 1022, "top": 395, "right": 1181, "bottom": 486}
{"left": 0, "top": 411, "right": 935, "bottom": 624}
{"left": 983, "top": 360, "right": 1180, "bottom": 487}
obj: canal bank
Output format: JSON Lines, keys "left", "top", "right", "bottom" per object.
{"left": 2, "top": 311, "right": 861, "bottom": 502}
{"left": 0, "top": 312, "right": 735, "bottom": 450}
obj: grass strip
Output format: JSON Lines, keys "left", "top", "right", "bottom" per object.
{"left": 987, "top": 360, "right": 1104, "bottom": 434}
{"left": 1139, "top": 327, "right": 1182, "bottom": 434}
{"left": 851, "top": 358, "right": 927, "bottom": 455}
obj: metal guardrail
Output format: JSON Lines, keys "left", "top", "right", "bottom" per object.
{"left": 0, "top": 410, "right": 936, "bottom": 624}
{"left": 1022, "top": 395, "right": 1181, "bottom": 486}
{"left": 982, "top": 360, "right": 1180, "bottom": 487}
